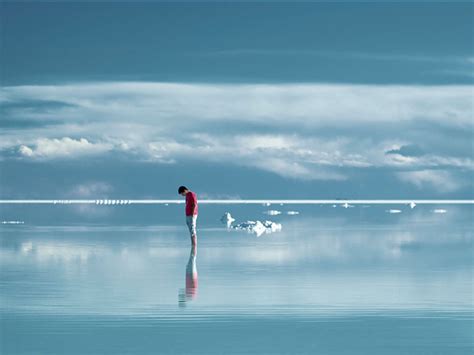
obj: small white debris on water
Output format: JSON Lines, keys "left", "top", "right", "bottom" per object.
{"left": 1, "top": 220, "right": 24, "bottom": 224}
{"left": 286, "top": 211, "right": 300, "bottom": 215}
{"left": 410, "top": 202, "right": 416, "bottom": 209}
{"left": 387, "top": 209, "right": 402, "bottom": 214}
{"left": 433, "top": 209, "right": 447, "bottom": 214}
{"left": 263, "top": 210, "right": 282, "bottom": 215}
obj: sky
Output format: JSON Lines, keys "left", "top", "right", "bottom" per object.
{"left": 0, "top": 2, "right": 473, "bottom": 199}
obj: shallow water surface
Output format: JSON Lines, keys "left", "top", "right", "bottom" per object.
{"left": 1, "top": 205, "right": 473, "bottom": 354}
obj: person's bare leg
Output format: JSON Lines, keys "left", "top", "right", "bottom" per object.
{"left": 191, "top": 215, "right": 197, "bottom": 246}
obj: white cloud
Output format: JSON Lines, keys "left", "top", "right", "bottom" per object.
{"left": 384, "top": 152, "right": 474, "bottom": 170}
{"left": 18, "top": 145, "right": 34, "bottom": 156}
{"left": 396, "top": 170, "right": 463, "bottom": 193}
{"left": 142, "top": 134, "right": 348, "bottom": 180}
{"left": 204, "top": 49, "right": 474, "bottom": 65}
{"left": 18, "top": 137, "right": 113, "bottom": 159}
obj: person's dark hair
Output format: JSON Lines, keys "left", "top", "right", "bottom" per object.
{"left": 178, "top": 186, "right": 188, "bottom": 194}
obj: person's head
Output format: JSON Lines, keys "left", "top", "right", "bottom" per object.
{"left": 178, "top": 186, "right": 189, "bottom": 196}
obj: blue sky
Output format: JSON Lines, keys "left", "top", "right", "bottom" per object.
{"left": 1, "top": 2, "right": 473, "bottom": 199}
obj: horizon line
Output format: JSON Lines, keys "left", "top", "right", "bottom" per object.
{"left": 0, "top": 199, "right": 473, "bottom": 205}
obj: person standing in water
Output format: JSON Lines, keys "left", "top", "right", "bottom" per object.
{"left": 178, "top": 186, "right": 198, "bottom": 246}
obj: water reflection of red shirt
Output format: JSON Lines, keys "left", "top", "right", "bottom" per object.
{"left": 185, "top": 191, "right": 198, "bottom": 216}
{"left": 186, "top": 272, "right": 198, "bottom": 298}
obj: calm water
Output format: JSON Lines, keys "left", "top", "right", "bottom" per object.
{"left": 1, "top": 204, "right": 473, "bottom": 354}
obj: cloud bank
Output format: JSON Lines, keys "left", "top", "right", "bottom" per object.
{"left": 1, "top": 81, "right": 473, "bottom": 190}
{"left": 2, "top": 82, "right": 472, "bottom": 127}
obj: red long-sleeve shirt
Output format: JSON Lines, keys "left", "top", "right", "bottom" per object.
{"left": 185, "top": 191, "right": 198, "bottom": 216}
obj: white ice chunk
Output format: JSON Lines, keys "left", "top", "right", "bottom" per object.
{"left": 252, "top": 221, "right": 267, "bottom": 236}
{"left": 232, "top": 219, "right": 282, "bottom": 236}
{"left": 220, "top": 212, "right": 236, "bottom": 228}
{"left": 262, "top": 220, "right": 282, "bottom": 232}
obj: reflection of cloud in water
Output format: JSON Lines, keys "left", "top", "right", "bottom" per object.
{"left": 72, "top": 203, "right": 113, "bottom": 217}
{"left": 14, "top": 241, "right": 188, "bottom": 263}
{"left": 19, "top": 241, "right": 105, "bottom": 263}
{"left": 7, "top": 222, "right": 466, "bottom": 267}
{"left": 208, "top": 231, "right": 416, "bottom": 264}
{"left": 0, "top": 217, "right": 471, "bottom": 318}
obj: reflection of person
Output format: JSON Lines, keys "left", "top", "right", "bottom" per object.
{"left": 178, "top": 185, "right": 198, "bottom": 246}
{"left": 185, "top": 244, "right": 198, "bottom": 299}
{"left": 179, "top": 245, "right": 198, "bottom": 306}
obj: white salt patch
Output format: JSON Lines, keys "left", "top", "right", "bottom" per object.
{"left": 263, "top": 210, "right": 282, "bottom": 215}
{"left": 1, "top": 220, "right": 24, "bottom": 224}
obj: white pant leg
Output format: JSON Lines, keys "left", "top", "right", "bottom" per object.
{"left": 186, "top": 215, "right": 197, "bottom": 236}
